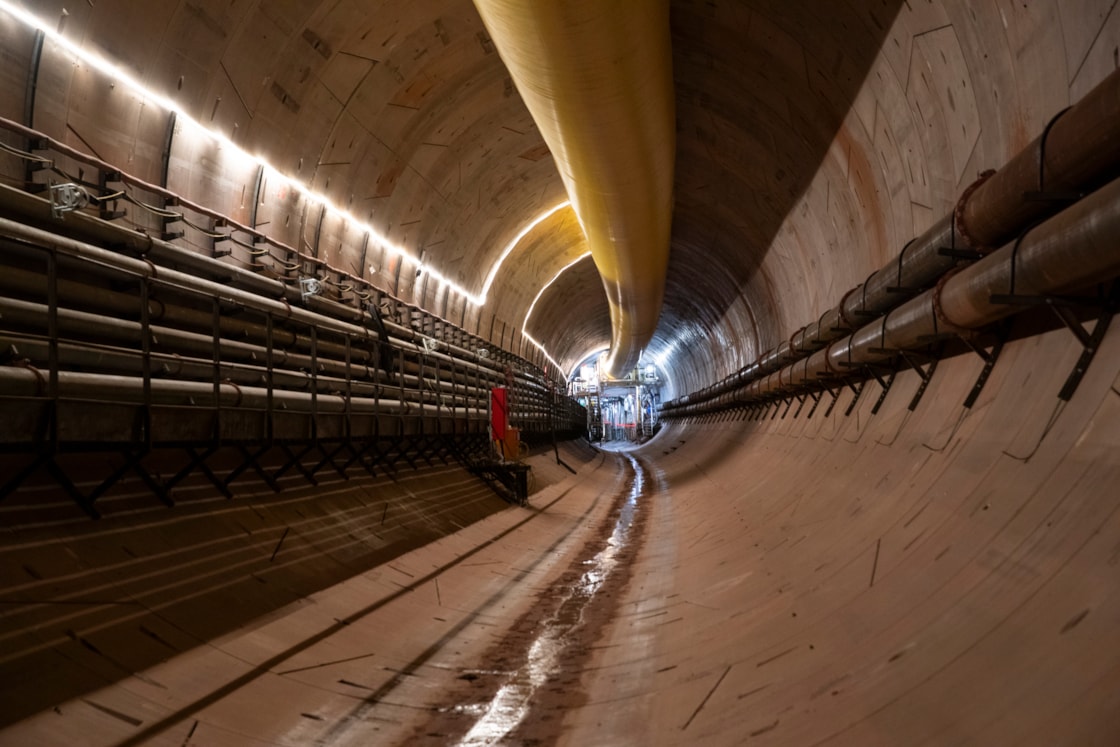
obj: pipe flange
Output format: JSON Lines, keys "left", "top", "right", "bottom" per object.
{"left": 931, "top": 266, "right": 974, "bottom": 337}
{"left": 789, "top": 326, "right": 807, "bottom": 355}
{"left": 954, "top": 169, "right": 997, "bottom": 253}
{"left": 822, "top": 339, "right": 843, "bottom": 376}
{"left": 837, "top": 286, "right": 862, "bottom": 330}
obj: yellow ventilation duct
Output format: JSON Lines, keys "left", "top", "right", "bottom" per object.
{"left": 472, "top": 0, "right": 675, "bottom": 378}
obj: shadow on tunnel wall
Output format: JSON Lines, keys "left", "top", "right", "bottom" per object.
{"left": 655, "top": 0, "right": 906, "bottom": 476}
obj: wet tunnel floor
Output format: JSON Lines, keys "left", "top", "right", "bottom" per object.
{"left": 412, "top": 455, "right": 649, "bottom": 745}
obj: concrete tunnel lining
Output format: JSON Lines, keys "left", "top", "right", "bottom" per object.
{"left": 1, "top": 0, "right": 1120, "bottom": 744}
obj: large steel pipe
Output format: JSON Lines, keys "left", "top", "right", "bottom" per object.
{"left": 0, "top": 230, "right": 530, "bottom": 393}
{"left": 0, "top": 335, "right": 498, "bottom": 409}
{"left": 0, "top": 303, "right": 523, "bottom": 417}
{"left": 0, "top": 218, "right": 377, "bottom": 343}
{"left": 472, "top": 0, "right": 676, "bottom": 377}
{"left": 0, "top": 203, "right": 526, "bottom": 384}
{"left": 0, "top": 366, "right": 483, "bottom": 416}
{"left": 0, "top": 196, "right": 575, "bottom": 435}
{"left": 667, "top": 67, "right": 1120, "bottom": 414}
{"left": 0, "top": 296, "right": 372, "bottom": 383}
{"left": 960, "top": 67, "right": 1120, "bottom": 250}
{"left": 667, "top": 174, "right": 1120, "bottom": 415}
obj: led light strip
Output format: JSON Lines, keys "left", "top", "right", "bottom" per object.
{"left": 480, "top": 201, "right": 571, "bottom": 302}
{"left": 0, "top": 1, "right": 568, "bottom": 311}
{"left": 520, "top": 250, "right": 593, "bottom": 375}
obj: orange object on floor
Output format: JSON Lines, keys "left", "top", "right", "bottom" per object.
{"left": 503, "top": 427, "right": 521, "bottom": 461}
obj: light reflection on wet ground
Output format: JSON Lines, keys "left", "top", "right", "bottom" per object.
{"left": 453, "top": 455, "right": 646, "bottom": 746}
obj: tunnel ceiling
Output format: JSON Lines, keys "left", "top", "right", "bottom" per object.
{"left": 0, "top": 0, "right": 1116, "bottom": 395}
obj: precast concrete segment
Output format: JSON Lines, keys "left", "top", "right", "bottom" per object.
{"left": 471, "top": 0, "right": 676, "bottom": 378}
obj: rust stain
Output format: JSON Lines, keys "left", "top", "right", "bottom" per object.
{"left": 834, "top": 120, "right": 889, "bottom": 263}
{"left": 389, "top": 73, "right": 437, "bottom": 108}
{"left": 375, "top": 159, "right": 406, "bottom": 197}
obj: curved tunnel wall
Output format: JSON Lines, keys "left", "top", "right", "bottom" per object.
{"left": 1, "top": 0, "right": 1119, "bottom": 744}
{"left": 4, "top": 1, "right": 1114, "bottom": 392}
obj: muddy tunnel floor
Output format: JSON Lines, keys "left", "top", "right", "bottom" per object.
{"left": 405, "top": 455, "right": 651, "bottom": 746}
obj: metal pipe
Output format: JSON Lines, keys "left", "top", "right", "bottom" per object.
{"left": 667, "top": 67, "right": 1120, "bottom": 413}
{"left": 0, "top": 366, "right": 487, "bottom": 416}
{"left": 0, "top": 335, "right": 499, "bottom": 405}
{"left": 0, "top": 222, "right": 527, "bottom": 386}
{"left": 472, "top": 0, "right": 675, "bottom": 377}
{"left": 0, "top": 296, "right": 511, "bottom": 406}
{"left": 960, "top": 67, "right": 1120, "bottom": 251}
{"left": 667, "top": 174, "right": 1120, "bottom": 414}
{"left": 0, "top": 183, "right": 536, "bottom": 387}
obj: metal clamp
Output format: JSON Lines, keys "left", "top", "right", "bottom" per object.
{"left": 49, "top": 182, "right": 88, "bottom": 219}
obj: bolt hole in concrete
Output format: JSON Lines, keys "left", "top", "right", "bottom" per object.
{"left": 437, "top": 455, "right": 649, "bottom": 745}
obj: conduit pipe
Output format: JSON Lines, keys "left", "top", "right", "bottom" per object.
{"left": 471, "top": 0, "right": 676, "bottom": 377}
{"left": 667, "top": 67, "right": 1120, "bottom": 412}
{"left": 0, "top": 226, "right": 567, "bottom": 432}
{"left": 0, "top": 182, "right": 557, "bottom": 393}
{"left": 0, "top": 331, "right": 486, "bottom": 404}
{"left": 665, "top": 173, "right": 1120, "bottom": 416}
{"left": 0, "top": 216, "right": 547, "bottom": 391}
{"left": 0, "top": 367, "right": 486, "bottom": 416}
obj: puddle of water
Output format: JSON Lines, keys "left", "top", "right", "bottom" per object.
{"left": 454, "top": 456, "right": 645, "bottom": 746}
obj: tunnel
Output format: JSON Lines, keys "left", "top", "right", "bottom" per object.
{"left": 1, "top": 0, "right": 1119, "bottom": 744}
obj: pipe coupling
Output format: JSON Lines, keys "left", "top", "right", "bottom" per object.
{"left": 930, "top": 266, "right": 974, "bottom": 336}
{"left": 837, "top": 285, "right": 863, "bottom": 330}
{"left": 954, "top": 169, "right": 997, "bottom": 252}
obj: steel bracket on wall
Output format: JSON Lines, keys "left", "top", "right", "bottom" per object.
{"left": 865, "top": 342, "right": 945, "bottom": 413}
{"left": 899, "top": 347, "right": 943, "bottom": 411}
{"left": 771, "top": 397, "right": 783, "bottom": 420}
{"left": 165, "top": 446, "right": 231, "bottom": 499}
{"left": 805, "top": 390, "right": 824, "bottom": 419}
{"left": 96, "top": 171, "right": 127, "bottom": 222}
{"left": 989, "top": 280, "right": 1118, "bottom": 402}
{"left": 870, "top": 366, "right": 897, "bottom": 415}
{"left": 791, "top": 393, "right": 809, "bottom": 418}
{"left": 0, "top": 448, "right": 170, "bottom": 520}
{"left": 780, "top": 395, "right": 795, "bottom": 419}
{"left": 820, "top": 386, "right": 842, "bottom": 418}
{"left": 958, "top": 325, "right": 1010, "bottom": 409}
{"left": 843, "top": 380, "right": 866, "bottom": 417}
{"left": 835, "top": 360, "right": 891, "bottom": 415}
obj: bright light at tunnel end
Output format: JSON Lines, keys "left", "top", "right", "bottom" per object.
{"left": 0, "top": 0, "right": 559, "bottom": 312}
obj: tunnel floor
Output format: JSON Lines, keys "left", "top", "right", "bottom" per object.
{"left": 1, "top": 445, "right": 657, "bottom": 746}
